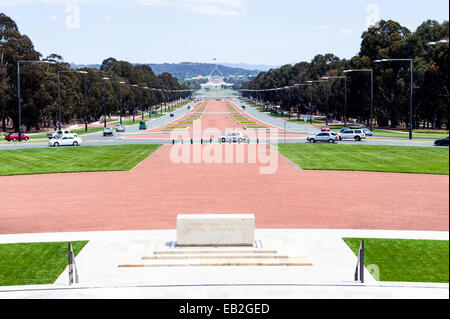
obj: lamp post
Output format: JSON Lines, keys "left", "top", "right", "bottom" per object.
{"left": 374, "top": 59, "right": 413, "bottom": 139}
{"left": 57, "top": 70, "right": 88, "bottom": 130}
{"left": 112, "top": 81, "right": 126, "bottom": 125}
{"left": 101, "top": 77, "right": 110, "bottom": 128}
{"left": 283, "top": 86, "right": 292, "bottom": 119}
{"left": 141, "top": 87, "right": 149, "bottom": 120}
{"left": 131, "top": 84, "right": 138, "bottom": 122}
{"left": 17, "top": 60, "right": 56, "bottom": 141}
{"left": 294, "top": 84, "right": 313, "bottom": 123}
{"left": 322, "top": 76, "right": 348, "bottom": 127}
{"left": 428, "top": 39, "right": 449, "bottom": 45}
{"left": 343, "top": 69, "right": 374, "bottom": 131}
{"left": 83, "top": 76, "right": 115, "bottom": 132}
{"left": 307, "top": 80, "right": 329, "bottom": 125}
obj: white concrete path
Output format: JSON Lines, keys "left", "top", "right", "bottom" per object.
{"left": 0, "top": 229, "right": 448, "bottom": 299}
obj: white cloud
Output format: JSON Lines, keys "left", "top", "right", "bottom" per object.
{"left": 318, "top": 25, "right": 334, "bottom": 30}
{"left": 339, "top": 28, "right": 353, "bottom": 35}
{"left": 138, "top": 0, "right": 245, "bottom": 16}
{"left": 0, "top": 0, "right": 246, "bottom": 17}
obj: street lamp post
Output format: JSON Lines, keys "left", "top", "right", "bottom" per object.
{"left": 17, "top": 60, "right": 55, "bottom": 141}
{"left": 374, "top": 59, "right": 413, "bottom": 139}
{"left": 428, "top": 39, "right": 449, "bottom": 45}
{"left": 142, "top": 87, "right": 149, "bottom": 120}
{"left": 283, "top": 86, "right": 291, "bottom": 119}
{"left": 102, "top": 77, "right": 110, "bottom": 128}
{"left": 294, "top": 84, "right": 313, "bottom": 124}
{"left": 57, "top": 70, "right": 88, "bottom": 130}
{"left": 343, "top": 69, "right": 374, "bottom": 131}
{"left": 132, "top": 85, "right": 138, "bottom": 122}
{"left": 84, "top": 77, "right": 88, "bottom": 132}
{"left": 112, "top": 81, "right": 126, "bottom": 126}
{"left": 322, "top": 76, "right": 348, "bottom": 127}
{"left": 307, "top": 80, "right": 329, "bottom": 125}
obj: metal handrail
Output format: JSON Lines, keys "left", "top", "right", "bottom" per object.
{"left": 354, "top": 240, "right": 365, "bottom": 283}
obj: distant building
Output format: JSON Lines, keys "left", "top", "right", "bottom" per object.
{"left": 200, "top": 63, "right": 233, "bottom": 89}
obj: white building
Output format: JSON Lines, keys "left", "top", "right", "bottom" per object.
{"left": 200, "top": 63, "right": 233, "bottom": 89}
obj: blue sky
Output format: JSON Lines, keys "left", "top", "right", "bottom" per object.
{"left": 1, "top": 0, "right": 449, "bottom": 66}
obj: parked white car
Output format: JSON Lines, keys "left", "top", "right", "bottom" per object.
{"left": 47, "top": 129, "right": 78, "bottom": 139}
{"left": 341, "top": 129, "right": 366, "bottom": 141}
{"left": 49, "top": 136, "right": 82, "bottom": 147}
{"left": 307, "top": 132, "right": 339, "bottom": 143}
{"left": 219, "top": 132, "right": 246, "bottom": 143}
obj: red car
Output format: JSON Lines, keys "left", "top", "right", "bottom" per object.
{"left": 321, "top": 126, "right": 330, "bottom": 132}
{"left": 5, "top": 133, "right": 30, "bottom": 142}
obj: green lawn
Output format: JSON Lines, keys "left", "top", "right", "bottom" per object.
{"left": 165, "top": 126, "right": 188, "bottom": 130}
{"left": 0, "top": 144, "right": 161, "bottom": 176}
{"left": 277, "top": 144, "right": 449, "bottom": 175}
{"left": 0, "top": 241, "right": 88, "bottom": 286}
{"left": 372, "top": 129, "right": 449, "bottom": 139}
{"left": 343, "top": 238, "right": 449, "bottom": 283}
{"left": 245, "top": 125, "right": 268, "bottom": 129}
{"left": 325, "top": 127, "right": 448, "bottom": 139}
{"left": 27, "top": 127, "right": 105, "bottom": 140}
{"left": 287, "top": 119, "right": 325, "bottom": 124}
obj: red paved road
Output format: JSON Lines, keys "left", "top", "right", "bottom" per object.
{"left": 0, "top": 100, "right": 448, "bottom": 234}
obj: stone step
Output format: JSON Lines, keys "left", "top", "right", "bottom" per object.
{"left": 142, "top": 253, "right": 289, "bottom": 260}
{"left": 119, "top": 257, "right": 313, "bottom": 268}
{"left": 149, "top": 241, "right": 276, "bottom": 256}
{"left": 153, "top": 248, "right": 278, "bottom": 255}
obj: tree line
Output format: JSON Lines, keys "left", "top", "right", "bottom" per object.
{"left": 242, "top": 20, "right": 449, "bottom": 129}
{"left": 0, "top": 13, "right": 191, "bottom": 133}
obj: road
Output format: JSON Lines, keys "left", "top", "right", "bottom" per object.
{"left": 0, "top": 98, "right": 445, "bottom": 150}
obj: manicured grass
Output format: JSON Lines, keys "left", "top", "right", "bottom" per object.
{"left": 109, "top": 120, "right": 139, "bottom": 126}
{"left": 110, "top": 115, "right": 166, "bottom": 126}
{"left": 373, "top": 130, "right": 449, "bottom": 139}
{"left": 0, "top": 144, "right": 161, "bottom": 176}
{"left": 28, "top": 127, "right": 105, "bottom": 140}
{"left": 277, "top": 144, "right": 449, "bottom": 175}
{"left": 0, "top": 241, "right": 88, "bottom": 286}
{"left": 245, "top": 125, "right": 268, "bottom": 129}
{"left": 287, "top": 119, "right": 325, "bottom": 124}
{"left": 165, "top": 126, "right": 188, "bottom": 130}
{"left": 343, "top": 238, "right": 449, "bottom": 283}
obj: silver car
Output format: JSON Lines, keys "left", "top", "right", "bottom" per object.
{"left": 307, "top": 132, "right": 338, "bottom": 143}
{"left": 220, "top": 132, "right": 246, "bottom": 143}
{"left": 341, "top": 129, "right": 366, "bottom": 141}
{"left": 115, "top": 124, "right": 125, "bottom": 133}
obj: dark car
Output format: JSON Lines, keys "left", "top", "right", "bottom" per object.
{"left": 434, "top": 136, "right": 449, "bottom": 146}
{"left": 103, "top": 127, "right": 114, "bottom": 136}
{"left": 170, "top": 113, "right": 175, "bottom": 118}
{"left": 5, "top": 133, "right": 29, "bottom": 142}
